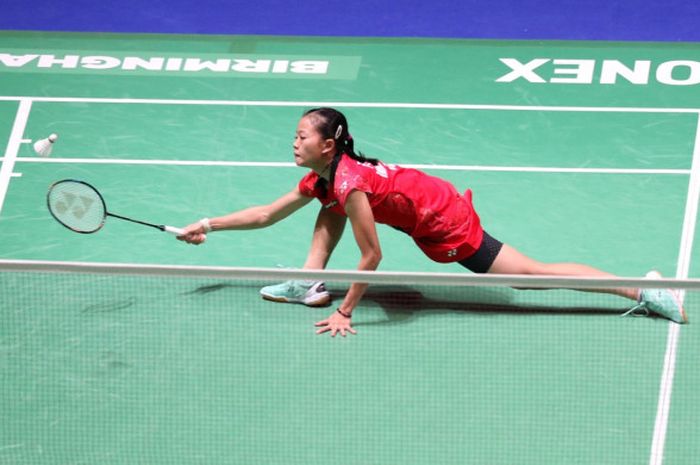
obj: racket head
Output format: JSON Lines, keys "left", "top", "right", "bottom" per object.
{"left": 47, "top": 179, "right": 107, "bottom": 234}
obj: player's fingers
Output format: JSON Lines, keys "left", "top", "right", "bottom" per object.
{"left": 315, "top": 319, "right": 329, "bottom": 327}
{"left": 183, "top": 233, "right": 205, "bottom": 245}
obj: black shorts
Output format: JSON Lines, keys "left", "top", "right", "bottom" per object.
{"left": 457, "top": 231, "right": 503, "bottom": 274}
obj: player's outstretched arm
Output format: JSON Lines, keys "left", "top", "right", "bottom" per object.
{"left": 178, "top": 187, "right": 313, "bottom": 244}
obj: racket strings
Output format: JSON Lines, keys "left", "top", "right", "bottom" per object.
{"left": 48, "top": 181, "right": 106, "bottom": 233}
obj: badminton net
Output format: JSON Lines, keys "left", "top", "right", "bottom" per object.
{"left": 1, "top": 259, "right": 698, "bottom": 465}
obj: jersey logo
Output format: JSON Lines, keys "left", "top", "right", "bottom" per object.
{"left": 447, "top": 249, "right": 457, "bottom": 258}
{"left": 324, "top": 200, "right": 339, "bottom": 209}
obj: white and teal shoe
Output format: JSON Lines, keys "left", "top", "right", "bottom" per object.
{"left": 623, "top": 271, "right": 688, "bottom": 324}
{"left": 260, "top": 280, "right": 331, "bottom": 307}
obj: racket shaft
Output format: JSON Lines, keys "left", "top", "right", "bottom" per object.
{"left": 105, "top": 213, "right": 187, "bottom": 236}
{"left": 105, "top": 212, "right": 172, "bottom": 231}
{"left": 105, "top": 212, "right": 163, "bottom": 230}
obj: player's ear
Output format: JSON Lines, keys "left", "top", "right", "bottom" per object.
{"left": 322, "top": 138, "right": 336, "bottom": 155}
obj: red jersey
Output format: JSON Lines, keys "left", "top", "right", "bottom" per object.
{"left": 297, "top": 154, "right": 484, "bottom": 263}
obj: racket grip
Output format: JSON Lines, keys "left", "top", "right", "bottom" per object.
{"left": 163, "top": 225, "right": 186, "bottom": 236}
{"left": 164, "top": 225, "right": 207, "bottom": 241}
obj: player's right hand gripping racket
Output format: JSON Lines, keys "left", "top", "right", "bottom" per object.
{"left": 47, "top": 179, "right": 195, "bottom": 237}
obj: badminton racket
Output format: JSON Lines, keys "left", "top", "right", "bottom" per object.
{"left": 47, "top": 179, "right": 188, "bottom": 236}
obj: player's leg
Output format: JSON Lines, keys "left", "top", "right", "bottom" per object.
{"left": 457, "top": 232, "right": 637, "bottom": 299}
{"left": 489, "top": 244, "right": 620, "bottom": 280}
{"left": 473, "top": 237, "right": 686, "bottom": 323}
{"left": 302, "top": 208, "right": 347, "bottom": 269}
{"left": 487, "top": 242, "right": 638, "bottom": 299}
{"left": 260, "top": 208, "right": 346, "bottom": 306}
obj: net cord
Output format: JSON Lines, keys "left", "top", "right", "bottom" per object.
{"left": 1, "top": 259, "right": 699, "bottom": 291}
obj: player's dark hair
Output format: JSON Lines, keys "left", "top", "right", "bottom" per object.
{"left": 303, "top": 107, "right": 378, "bottom": 165}
{"left": 304, "top": 107, "right": 379, "bottom": 198}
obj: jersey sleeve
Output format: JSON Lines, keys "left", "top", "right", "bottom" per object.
{"left": 333, "top": 159, "right": 374, "bottom": 208}
{"left": 297, "top": 171, "right": 319, "bottom": 198}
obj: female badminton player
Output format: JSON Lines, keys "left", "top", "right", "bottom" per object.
{"left": 178, "top": 107, "right": 687, "bottom": 335}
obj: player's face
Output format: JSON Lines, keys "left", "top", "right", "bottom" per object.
{"left": 293, "top": 116, "right": 334, "bottom": 171}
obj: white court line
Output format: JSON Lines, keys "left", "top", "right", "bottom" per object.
{"left": 0, "top": 96, "right": 694, "bottom": 176}
{"left": 0, "top": 95, "right": 699, "bottom": 114}
{"left": 0, "top": 99, "right": 32, "bottom": 214}
{"left": 1, "top": 95, "right": 697, "bottom": 465}
{"left": 1, "top": 157, "right": 691, "bottom": 175}
{"left": 649, "top": 112, "right": 700, "bottom": 465}
{"left": 0, "top": 96, "right": 693, "bottom": 175}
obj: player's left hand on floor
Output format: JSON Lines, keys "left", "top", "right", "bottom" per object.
{"left": 315, "top": 311, "right": 357, "bottom": 337}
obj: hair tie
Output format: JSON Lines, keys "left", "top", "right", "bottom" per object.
{"left": 334, "top": 125, "right": 343, "bottom": 140}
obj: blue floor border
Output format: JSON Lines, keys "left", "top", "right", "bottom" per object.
{"left": 1, "top": 0, "right": 699, "bottom": 42}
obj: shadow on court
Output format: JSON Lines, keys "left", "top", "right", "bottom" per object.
{"left": 355, "top": 285, "right": 631, "bottom": 327}
{"left": 182, "top": 281, "right": 631, "bottom": 327}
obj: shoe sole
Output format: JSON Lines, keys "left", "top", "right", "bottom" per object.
{"left": 261, "top": 294, "right": 332, "bottom": 307}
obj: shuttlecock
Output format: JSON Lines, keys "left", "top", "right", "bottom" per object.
{"left": 33, "top": 133, "right": 58, "bottom": 157}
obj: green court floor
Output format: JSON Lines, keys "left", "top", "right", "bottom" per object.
{"left": 1, "top": 32, "right": 699, "bottom": 464}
